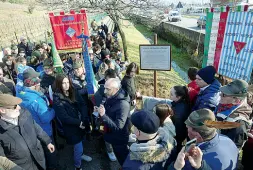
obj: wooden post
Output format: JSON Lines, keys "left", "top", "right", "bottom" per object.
{"left": 154, "top": 34, "right": 158, "bottom": 97}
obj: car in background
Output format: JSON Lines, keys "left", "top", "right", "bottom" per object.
{"left": 197, "top": 16, "right": 206, "bottom": 27}
{"left": 168, "top": 11, "right": 182, "bottom": 22}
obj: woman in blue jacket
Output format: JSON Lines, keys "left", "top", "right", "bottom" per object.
{"left": 52, "top": 74, "right": 92, "bottom": 170}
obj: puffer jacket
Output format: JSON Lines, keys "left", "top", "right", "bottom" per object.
{"left": 192, "top": 79, "right": 221, "bottom": 112}
{"left": 101, "top": 88, "right": 131, "bottom": 145}
{"left": 122, "top": 128, "right": 177, "bottom": 170}
{"left": 17, "top": 87, "right": 55, "bottom": 136}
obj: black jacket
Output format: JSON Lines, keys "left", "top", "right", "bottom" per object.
{"left": 94, "top": 85, "right": 106, "bottom": 107}
{"left": 40, "top": 74, "right": 55, "bottom": 90}
{"left": 121, "top": 75, "right": 136, "bottom": 101}
{"left": 53, "top": 91, "right": 90, "bottom": 145}
{"left": 101, "top": 24, "right": 108, "bottom": 35}
{"left": 101, "top": 89, "right": 130, "bottom": 145}
{"left": 171, "top": 100, "right": 191, "bottom": 142}
{"left": 0, "top": 109, "right": 51, "bottom": 170}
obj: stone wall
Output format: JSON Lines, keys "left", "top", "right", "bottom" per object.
{"left": 131, "top": 14, "right": 205, "bottom": 66}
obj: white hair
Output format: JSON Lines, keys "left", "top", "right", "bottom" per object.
{"left": 20, "top": 36, "right": 26, "bottom": 41}
{"left": 106, "top": 78, "right": 121, "bottom": 89}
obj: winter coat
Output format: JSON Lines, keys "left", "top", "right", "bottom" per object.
{"left": 40, "top": 73, "right": 55, "bottom": 90}
{"left": 122, "top": 128, "right": 177, "bottom": 170}
{"left": 121, "top": 75, "right": 136, "bottom": 111}
{"left": 101, "top": 24, "right": 109, "bottom": 35}
{"left": 0, "top": 156, "right": 24, "bottom": 170}
{"left": 17, "top": 42, "right": 29, "bottom": 55}
{"left": 94, "top": 84, "right": 106, "bottom": 107}
{"left": 162, "top": 117, "right": 176, "bottom": 138}
{"left": 168, "top": 134, "right": 238, "bottom": 170}
{"left": 63, "top": 59, "right": 74, "bottom": 77}
{"left": 17, "top": 87, "right": 55, "bottom": 137}
{"left": 192, "top": 79, "right": 221, "bottom": 112}
{"left": 187, "top": 80, "right": 200, "bottom": 105}
{"left": 71, "top": 75, "right": 88, "bottom": 96}
{"left": 0, "top": 109, "right": 52, "bottom": 170}
{"left": 101, "top": 88, "right": 131, "bottom": 145}
{"left": 36, "top": 63, "right": 43, "bottom": 74}
{"left": 0, "top": 78, "right": 15, "bottom": 96}
{"left": 216, "top": 100, "right": 252, "bottom": 148}
{"left": 121, "top": 75, "right": 136, "bottom": 101}
{"left": 53, "top": 91, "right": 90, "bottom": 145}
{"left": 171, "top": 100, "right": 190, "bottom": 143}
{"left": 98, "top": 30, "right": 106, "bottom": 39}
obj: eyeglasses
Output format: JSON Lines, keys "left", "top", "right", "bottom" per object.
{"left": 3, "top": 105, "right": 18, "bottom": 110}
{"left": 221, "top": 93, "right": 227, "bottom": 97}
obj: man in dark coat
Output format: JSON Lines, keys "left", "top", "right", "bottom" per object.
{"left": 0, "top": 94, "right": 55, "bottom": 170}
{"left": 98, "top": 26, "right": 106, "bottom": 40}
{"left": 17, "top": 37, "right": 29, "bottom": 56}
{"left": 94, "top": 69, "right": 117, "bottom": 161}
{"left": 192, "top": 66, "right": 221, "bottom": 112}
{"left": 97, "top": 78, "right": 130, "bottom": 166}
{"left": 71, "top": 60, "right": 88, "bottom": 97}
{"left": 101, "top": 22, "right": 109, "bottom": 35}
{"left": 40, "top": 58, "right": 55, "bottom": 92}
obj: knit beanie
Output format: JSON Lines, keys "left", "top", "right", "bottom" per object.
{"left": 197, "top": 66, "right": 216, "bottom": 84}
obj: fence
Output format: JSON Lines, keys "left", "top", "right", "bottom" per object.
{"left": 0, "top": 12, "right": 108, "bottom": 49}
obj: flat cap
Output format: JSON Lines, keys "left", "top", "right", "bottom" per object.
{"left": 131, "top": 110, "right": 160, "bottom": 134}
{"left": 0, "top": 94, "right": 22, "bottom": 109}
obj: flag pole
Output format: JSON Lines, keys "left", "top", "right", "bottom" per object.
{"left": 77, "top": 14, "right": 98, "bottom": 103}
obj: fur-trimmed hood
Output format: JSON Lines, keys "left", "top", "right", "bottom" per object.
{"left": 129, "top": 128, "right": 176, "bottom": 163}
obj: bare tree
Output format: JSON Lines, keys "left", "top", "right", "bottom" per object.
{"left": 39, "top": 0, "right": 167, "bottom": 61}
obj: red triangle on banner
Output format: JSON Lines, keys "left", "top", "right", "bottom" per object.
{"left": 234, "top": 41, "right": 246, "bottom": 54}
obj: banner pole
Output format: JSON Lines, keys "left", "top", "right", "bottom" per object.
{"left": 154, "top": 34, "right": 157, "bottom": 97}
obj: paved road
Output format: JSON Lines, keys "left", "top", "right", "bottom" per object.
{"left": 164, "top": 17, "right": 206, "bottom": 34}
{"left": 57, "top": 135, "right": 121, "bottom": 170}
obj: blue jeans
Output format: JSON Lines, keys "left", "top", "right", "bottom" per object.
{"left": 74, "top": 141, "right": 83, "bottom": 168}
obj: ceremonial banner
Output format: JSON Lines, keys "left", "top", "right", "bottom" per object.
{"left": 203, "top": 5, "right": 253, "bottom": 82}
{"left": 49, "top": 9, "right": 89, "bottom": 50}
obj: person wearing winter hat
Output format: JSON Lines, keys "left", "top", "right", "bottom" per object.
{"left": 16, "top": 68, "right": 57, "bottom": 170}
{"left": 122, "top": 110, "right": 177, "bottom": 170}
{"left": 71, "top": 59, "right": 88, "bottom": 97}
{"left": 216, "top": 79, "right": 252, "bottom": 148}
{"left": 40, "top": 58, "right": 55, "bottom": 92}
{"left": 192, "top": 66, "right": 221, "bottom": 112}
{"left": 168, "top": 109, "right": 238, "bottom": 170}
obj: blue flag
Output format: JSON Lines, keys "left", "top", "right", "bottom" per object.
{"left": 77, "top": 34, "right": 98, "bottom": 96}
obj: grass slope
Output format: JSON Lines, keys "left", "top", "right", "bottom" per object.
{"left": 120, "top": 20, "right": 187, "bottom": 99}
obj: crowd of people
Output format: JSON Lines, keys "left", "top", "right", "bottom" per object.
{"left": 0, "top": 20, "right": 252, "bottom": 170}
